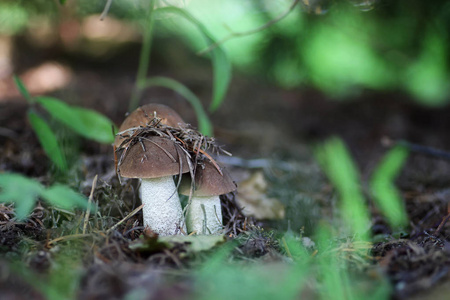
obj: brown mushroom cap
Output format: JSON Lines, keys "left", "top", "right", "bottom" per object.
{"left": 118, "top": 136, "right": 190, "bottom": 179}
{"left": 114, "top": 104, "right": 185, "bottom": 148}
{"left": 179, "top": 160, "right": 237, "bottom": 197}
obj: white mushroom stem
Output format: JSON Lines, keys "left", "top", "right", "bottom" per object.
{"left": 140, "top": 176, "right": 186, "bottom": 236}
{"left": 186, "top": 196, "right": 223, "bottom": 235}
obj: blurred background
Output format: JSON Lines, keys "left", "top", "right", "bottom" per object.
{"left": 1, "top": 0, "right": 449, "bottom": 103}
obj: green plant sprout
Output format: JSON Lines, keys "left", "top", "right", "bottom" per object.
{"left": 13, "top": 76, "right": 116, "bottom": 171}
{"left": 315, "top": 137, "right": 371, "bottom": 242}
{"left": 315, "top": 137, "right": 410, "bottom": 237}
{"left": 0, "top": 173, "right": 90, "bottom": 220}
{"left": 370, "top": 145, "right": 409, "bottom": 229}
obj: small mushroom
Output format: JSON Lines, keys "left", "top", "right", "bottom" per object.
{"left": 180, "top": 160, "right": 237, "bottom": 235}
{"left": 118, "top": 136, "right": 190, "bottom": 235}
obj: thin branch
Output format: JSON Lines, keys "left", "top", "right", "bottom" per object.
{"left": 383, "top": 137, "right": 450, "bottom": 161}
{"left": 100, "top": 0, "right": 114, "bottom": 20}
{"left": 83, "top": 175, "right": 98, "bottom": 234}
{"left": 197, "top": 0, "right": 301, "bottom": 55}
{"left": 107, "top": 204, "right": 144, "bottom": 234}
{"left": 48, "top": 234, "right": 92, "bottom": 246}
{"left": 129, "top": 0, "right": 156, "bottom": 111}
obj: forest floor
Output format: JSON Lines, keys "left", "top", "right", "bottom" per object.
{"left": 1, "top": 35, "right": 450, "bottom": 299}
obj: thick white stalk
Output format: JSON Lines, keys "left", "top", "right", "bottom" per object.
{"left": 186, "top": 196, "right": 223, "bottom": 235}
{"left": 140, "top": 176, "right": 186, "bottom": 235}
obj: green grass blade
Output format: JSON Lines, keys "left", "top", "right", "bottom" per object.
{"left": 370, "top": 146, "right": 409, "bottom": 228}
{"left": 155, "top": 7, "right": 231, "bottom": 112}
{"left": 140, "top": 76, "right": 213, "bottom": 135}
{"left": 28, "top": 111, "right": 68, "bottom": 171}
{"left": 36, "top": 96, "right": 116, "bottom": 144}
{"left": 315, "top": 137, "right": 370, "bottom": 242}
{"left": 316, "top": 225, "right": 348, "bottom": 300}
{"left": 13, "top": 75, "right": 33, "bottom": 104}
{"left": 0, "top": 173, "right": 44, "bottom": 220}
{"left": 316, "top": 224, "right": 392, "bottom": 300}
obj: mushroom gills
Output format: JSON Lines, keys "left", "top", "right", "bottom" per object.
{"left": 140, "top": 176, "right": 187, "bottom": 235}
{"left": 186, "top": 195, "right": 223, "bottom": 235}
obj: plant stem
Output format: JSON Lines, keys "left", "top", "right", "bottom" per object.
{"left": 129, "top": 0, "right": 156, "bottom": 111}
{"left": 139, "top": 76, "right": 213, "bottom": 136}
{"left": 197, "top": 0, "right": 301, "bottom": 55}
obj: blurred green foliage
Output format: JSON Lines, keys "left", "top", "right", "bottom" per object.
{"left": 0, "top": 2, "right": 29, "bottom": 34}
{"left": 315, "top": 137, "right": 371, "bottom": 242}
{"left": 0, "top": 173, "right": 89, "bottom": 220}
{"left": 315, "top": 225, "right": 391, "bottom": 300}
{"left": 316, "top": 137, "right": 409, "bottom": 234}
{"left": 370, "top": 145, "right": 409, "bottom": 229}
{"left": 150, "top": 0, "right": 450, "bottom": 105}
{"left": 4, "top": 1, "right": 450, "bottom": 106}
{"left": 28, "top": 111, "right": 68, "bottom": 171}
{"left": 195, "top": 241, "right": 309, "bottom": 300}
{"left": 194, "top": 224, "right": 391, "bottom": 300}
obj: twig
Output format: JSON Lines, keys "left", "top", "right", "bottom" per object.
{"left": 197, "top": 0, "right": 301, "bottom": 55}
{"left": 217, "top": 155, "right": 294, "bottom": 171}
{"left": 163, "top": 249, "right": 183, "bottom": 268}
{"left": 100, "top": 0, "right": 114, "bottom": 20}
{"left": 0, "top": 127, "right": 16, "bottom": 138}
{"left": 107, "top": 204, "right": 144, "bottom": 234}
{"left": 83, "top": 175, "right": 98, "bottom": 234}
{"left": 382, "top": 137, "right": 450, "bottom": 161}
{"left": 48, "top": 234, "right": 92, "bottom": 246}
{"left": 129, "top": 0, "right": 156, "bottom": 111}
{"left": 435, "top": 213, "right": 450, "bottom": 235}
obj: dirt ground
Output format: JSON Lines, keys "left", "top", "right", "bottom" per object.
{"left": 1, "top": 34, "right": 450, "bottom": 299}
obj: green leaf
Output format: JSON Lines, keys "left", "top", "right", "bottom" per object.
{"left": 315, "top": 137, "right": 370, "bottom": 242}
{"left": 0, "top": 173, "right": 44, "bottom": 220}
{"left": 370, "top": 146, "right": 409, "bottom": 228}
{"left": 155, "top": 7, "right": 231, "bottom": 112}
{"left": 36, "top": 96, "right": 116, "bottom": 144}
{"left": 59, "top": 0, "right": 67, "bottom": 4}
{"left": 140, "top": 76, "right": 213, "bottom": 136}
{"left": 13, "top": 75, "right": 33, "bottom": 103}
{"left": 160, "top": 235, "right": 226, "bottom": 252}
{"left": 41, "top": 184, "right": 88, "bottom": 210}
{"left": 28, "top": 111, "right": 68, "bottom": 171}
{"left": 0, "top": 173, "right": 90, "bottom": 219}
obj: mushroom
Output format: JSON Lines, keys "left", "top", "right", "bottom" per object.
{"left": 118, "top": 136, "right": 190, "bottom": 235}
{"left": 115, "top": 104, "right": 189, "bottom": 235}
{"left": 179, "top": 160, "right": 237, "bottom": 234}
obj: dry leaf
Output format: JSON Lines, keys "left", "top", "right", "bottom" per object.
{"left": 237, "top": 171, "right": 285, "bottom": 220}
